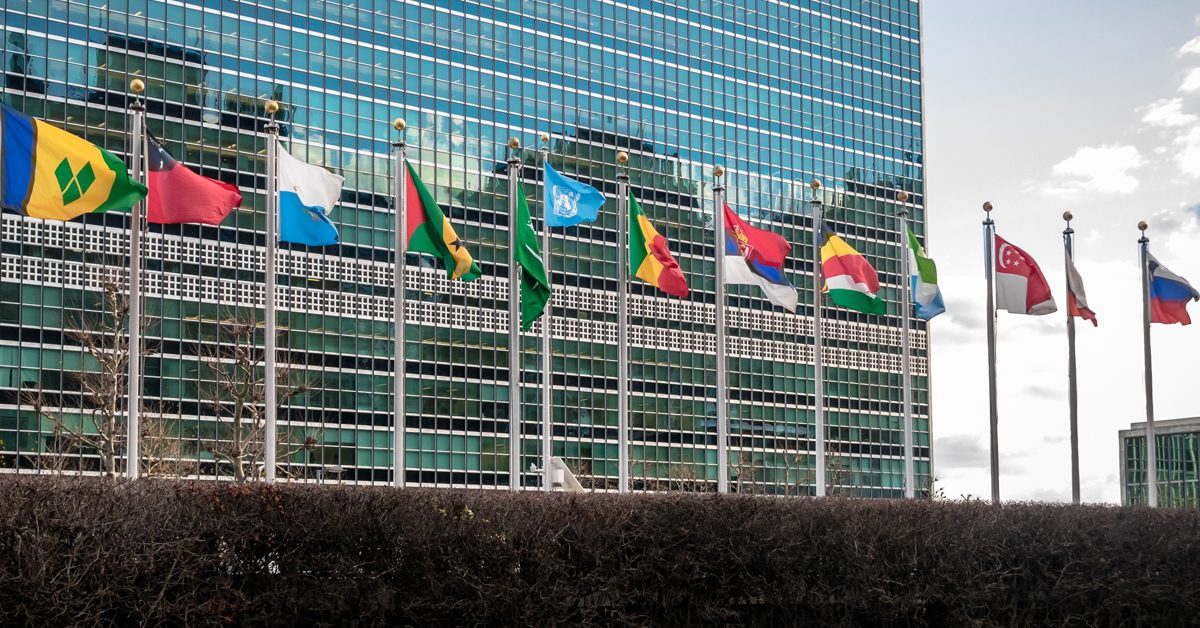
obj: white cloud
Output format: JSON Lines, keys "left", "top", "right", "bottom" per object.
{"left": 1182, "top": 67, "right": 1200, "bottom": 92}
{"left": 1139, "top": 98, "right": 1198, "bottom": 127}
{"left": 1042, "top": 144, "right": 1145, "bottom": 197}
{"left": 1180, "top": 35, "right": 1200, "bottom": 57}
{"left": 1174, "top": 126, "right": 1200, "bottom": 177}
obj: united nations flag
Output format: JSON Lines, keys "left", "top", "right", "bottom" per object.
{"left": 544, "top": 161, "right": 604, "bottom": 228}
{"left": 1, "top": 103, "right": 146, "bottom": 221}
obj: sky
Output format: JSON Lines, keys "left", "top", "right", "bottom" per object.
{"left": 923, "top": 1, "right": 1200, "bottom": 503}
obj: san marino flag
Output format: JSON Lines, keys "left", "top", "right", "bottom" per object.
{"left": 277, "top": 144, "right": 342, "bottom": 246}
{"left": 1, "top": 103, "right": 146, "bottom": 220}
{"left": 543, "top": 161, "right": 604, "bottom": 227}
{"left": 907, "top": 226, "right": 945, "bottom": 320}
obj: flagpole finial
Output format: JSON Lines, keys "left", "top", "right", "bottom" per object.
{"left": 508, "top": 137, "right": 521, "bottom": 150}
{"left": 616, "top": 151, "right": 629, "bottom": 165}
{"left": 809, "top": 179, "right": 822, "bottom": 191}
{"left": 264, "top": 100, "right": 280, "bottom": 115}
{"left": 1063, "top": 211, "right": 1073, "bottom": 222}
{"left": 983, "top": 201, "right": 993, "bottom": 213}
{"left": 714, "top": 165, "right": 725, "bottom": 178}
{"left": 1138, "top": 220, "right": 1148, "bottom": 232}
{"left": 392, "top": 118, "right": 406, "bottom": 132}
{"left": 129, "top": 79, "right": 145, "bottom": 94}
{"left": 540, "top": 132, "right": 550, "bottom": 144}
{"left": 896, "top": 190, "right": 909, "bottom": 203}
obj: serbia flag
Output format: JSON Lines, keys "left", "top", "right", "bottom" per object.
{"left": 147, "top": 137, "right": 241, "bottom": 225}
{"left": 1148, "top": 254, "right": 1200, "bottom": 325}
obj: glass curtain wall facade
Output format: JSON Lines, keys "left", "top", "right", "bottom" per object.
{"left": 1121, "top": 418, "right": 1200, "bottom": 508}
{"left": 0, "top": 0, "right": 929, "bottom": 496}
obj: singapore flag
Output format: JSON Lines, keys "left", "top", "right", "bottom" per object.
{"left": 994, "top": 234, "right": 1057, "bottom": 315}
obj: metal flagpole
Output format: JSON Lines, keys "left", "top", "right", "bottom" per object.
{"left": 539, "top": 134, "right": 553, "bottom": 492}
{"left": 810, "top": 179, "right": 826, "bottom": 497}
{"left": 392, "top": 117, "right": 408, "bottom": 489}
{"left": 616, "top": 151, "right": 631, "bottom": 494}
{"left": 1063, "top": 211, "right": 1080, "bottom": 504}
{"left": 507, "top": 137, "right": 523, "bottom": 491}
{"left": 126, "top": 79, "right": 147, "bottom": 479}
{"left": 983, "top": 201, "right": 999, "bottom": 505}
{"left": 896, "top": 190, "right": 915, "bottom": 499}
{"left": 712, "top": 166, "right": 729, "bottom": 494}
{"left": 263, "top": 100, "right": 280, "bottom": 482}
{"left": 1138, "top": 220, "right": 1158, "bottom": 508}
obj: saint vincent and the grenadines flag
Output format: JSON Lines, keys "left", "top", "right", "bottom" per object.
{"left": 822, "top": 224, "right": 885, "bottom": 315}
{"left": 405, "top": 161, "right": 481, "bottom": 281}
{"left": 629, "top": 192, "right": 688, "bottom": 298}
{"left": 1, "top": 103, "right": 146, "bottom": 220}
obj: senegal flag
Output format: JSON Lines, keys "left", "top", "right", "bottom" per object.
{"left": 821, "top": 224, "right": 886, "bottom": 315}
{"left": 406, "top": 161, "right": 481, "bottom": 281}
{"left": 1, "top": 103, "right": 146, "bottom": 220}
{"left": 629, "top": 192, "right": 688, "bottom": 298}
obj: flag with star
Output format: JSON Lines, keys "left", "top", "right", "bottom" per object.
{"left": 405, "top": 161, "right": 482, "bottom": 281}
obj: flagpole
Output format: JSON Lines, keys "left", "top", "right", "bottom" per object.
{"left": 810, "top": 179, "right": 826, "bottom": 497}
{"left": 392, "top": 117, "right": 408, "bottom": 489}
{"left": 507, "top": 137, "right": 523, "bottom": 491}
{"left": 125, "top": 79, "right": 146, "bottom": 479}
{"left": 263, "top": 100, "right": 280, "bottom": 483}
{"left": 539, "top": 133, "right": 553, "bottom": 492}
{"left": 983, "top": 201, "right": 999, "bottom": 505}
{"left": 896, "top": 190, "right": 915, "bottom": 499}
{"left": 615, "top": 151, "right": 631, "bottom": 494}
{"left": 712, "top": 165, "right": 729, "bottom": 494}
{"left": 1138, "top": 220, "right": 1158, "bottom": 508}
{"left": 1063, "top": 211, "right": 1080, "bottom": 504}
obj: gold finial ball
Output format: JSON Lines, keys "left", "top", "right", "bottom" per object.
{"left": 392, "top": 117, "right": 406, "bottom": 132}
{"left": 264, "top": 100, "right": 280, "bottom": 114}
{"left": 129, "top": 78, "right": 145, "bottom": 94}
{"left": 507, "top": 137, "right": 521, "bottom": 150}
{"left": 540, "top": 132, "right": 550, "bottom": 144}
{"left": 1063, "top": 211, "right": 1074, "bottom": 222}
{"left": 714, "top": 165, "right": 725, "bottom": 177}
{"left": 983, "top": 201, "right": 993, "bottom": 212}
{"left": 1138, "top": 220, "right": 1149, "bottom": 231}
{"left": 896, "top": 190, "right": 910, "bottom": 203}
{"left": 616, "top": 151, "right": 629, "bottom": 165}
{"left": 809, "top": 179, "right": 822, "bottom": 191}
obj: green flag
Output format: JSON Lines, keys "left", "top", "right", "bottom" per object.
{"left": 513, "top": 187, "right": 550, "bottom": 330}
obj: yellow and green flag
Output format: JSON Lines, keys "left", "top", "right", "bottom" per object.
{"left": 1, "top": 103, "right": 146, "bottom": 220}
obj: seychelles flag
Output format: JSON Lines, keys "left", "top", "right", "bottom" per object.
{"left": 822, "top": 224, "right": 886, "bottom": 315}
{"left": 723, "top": 204, "right": 797, "bottom": 311}
{"left": 277, "top": 144, "right": 342, "bottom": 246}
{"left": 1148, "top": 254, "right": 1199, "bottom": 325}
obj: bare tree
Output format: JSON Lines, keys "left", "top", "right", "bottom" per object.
{"left": 199, "top": 310, "right": 314, "bottom": 482}
{"left": 139, "top": 404, "right": 198, "bottom": 478}
{"left": 731, "top": 450, "right": 762, "bottom": 494}
{"left": 24, "top": 278, "right": 151, "bottom": 477}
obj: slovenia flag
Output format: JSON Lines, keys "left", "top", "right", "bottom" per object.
{"left": 278, "top": 144, "right": 343, "bottom": 246}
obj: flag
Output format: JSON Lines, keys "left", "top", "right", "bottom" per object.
{"left": 822, "top": 224, "right": 886, "bottom": 315}
{"left": 146, "top": 137, "right": 241, "bottom": 225}
{"left": 1065, "top": 249, "right": 1097, "bottom": 326}
{"left": 994, "top": 233, "right": 1056, "bottom": 315}
{"left": 405, "top": 161, "right": 481, "bottom": 280}
{"left": 723, "top": 204, "right": 796, "bottom": 311}
{"left": 1148, "top": 254, "right": 1199, "bottom": 325}
{"left": 277, "top": 144, "right": 342, "bottom": 246}
{"left": 629, "top": 192, "right": 688, "bottom": 298}
{"left": 1, "top": 102, "right": 146, "bottom": 220}
{"left": 513, "top": 187, "right": 549, "bottom": 330}
{"left": 907, "top": 227, "right": 944, "bottom": 320}
{"left": 544, "top": 161, "right": 604, "bottom": 227}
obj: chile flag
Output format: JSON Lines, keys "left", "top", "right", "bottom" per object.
{"left": 147, "top": 137, "right": 241, "bottom": 225}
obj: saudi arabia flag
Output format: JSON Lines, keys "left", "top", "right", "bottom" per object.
{"left": 406, "top": 161, "right": 482, "bottom": 281}
{"left": 512, "top": 187, "right": 549, "bottom": 329}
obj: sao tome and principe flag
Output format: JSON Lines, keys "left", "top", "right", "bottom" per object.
{"left": 1, "top": 102, "right": 146, "bottom": 220}
{"left": 906, "top": 226, "right": 944, "bottom": 320}
{"left": 278, "top": 143, "right": 343, "bottom": 246}
{"left": 513, "top": 187, "right": 550, "bottom": 329}
{"left": 544, "top": 161, "right": 604, "bottom": 227}
{"left": 629, "top": 192, "right": 688, "bottom": 298}
{"left": 147, "top": 135, "right": 242, "bottom": 225}
{"left": 822, "top": 224, "right": 886, "bottom": 315}
{"left": 994, "top": 233, "right": 1057, "bottom": 315}
{"left": 723, "top": 204, "right": 797, "bottom": 311}
{"left": 1147, "top": 254, "right": 1199, "bottom": 325}
{"left": 406, "top": 161, "right": 481, "bottom": 281}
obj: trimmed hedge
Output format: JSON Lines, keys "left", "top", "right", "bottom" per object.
{"left": 0, "top": 477, "right": 1198, "bottom": 626}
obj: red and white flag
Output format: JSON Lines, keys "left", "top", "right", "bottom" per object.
{"left": 994, "top": 234, "right": 1057, "bottom": 315}
{"left": 1065, "top": 250, "right": 1097, "bottom": 326}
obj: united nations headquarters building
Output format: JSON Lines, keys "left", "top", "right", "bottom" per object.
{"left": 0, "top": 0, "right": 929, "bottom": 496}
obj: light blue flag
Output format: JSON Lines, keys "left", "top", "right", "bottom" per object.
{"left": 278, "top": 145, "right": 343, "bottom": 246}
{"left": 544, "top": 161, "right": 605, "bottom": 227}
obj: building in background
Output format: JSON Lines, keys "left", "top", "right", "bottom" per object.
{"left": 1120, "top": 417, "right": 1200, "bottom": 507}
{"left": 0, "top": 0, "right": 929, "bottom": 495}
